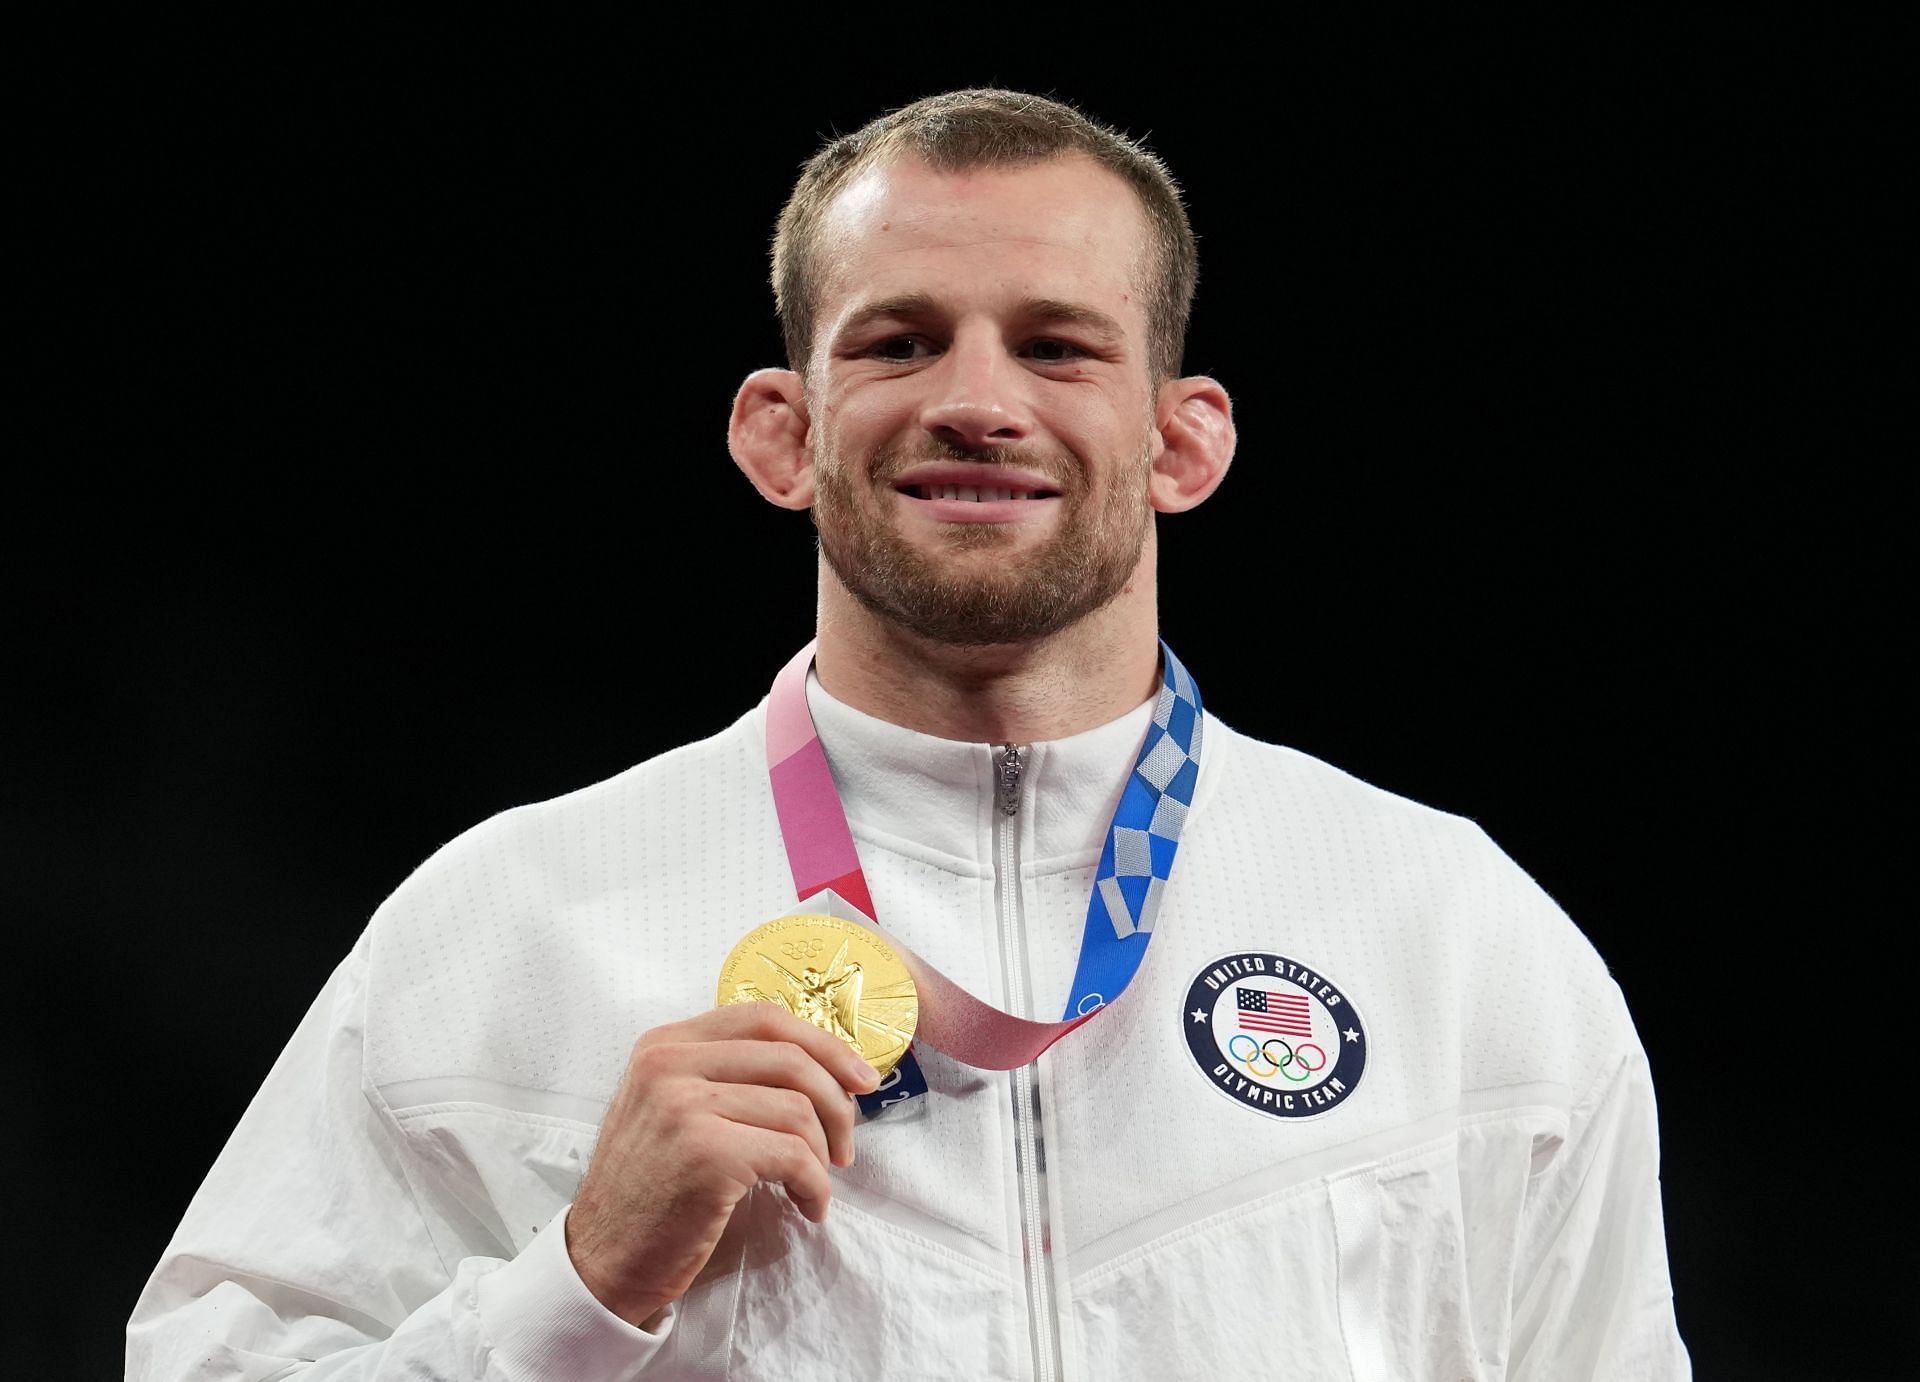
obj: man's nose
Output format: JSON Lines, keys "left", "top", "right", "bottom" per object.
{"left": 917, "top": 331, "right": 1034, "bottom": 453}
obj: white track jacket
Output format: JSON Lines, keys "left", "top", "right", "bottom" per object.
{"left": 129, "top": 675, "right": 1689, "bottom": 1379}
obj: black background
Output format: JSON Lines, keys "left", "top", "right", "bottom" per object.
{"left": 13, "top": 15, "right": 1909, "bottom": 1379}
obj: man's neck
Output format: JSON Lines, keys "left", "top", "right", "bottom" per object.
{"left": 810, "top": 555, "right": 1162, "bottom": 745}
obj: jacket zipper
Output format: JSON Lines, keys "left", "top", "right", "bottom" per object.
{"left": 995, "top": 744, "right": 1064, "bottom": 1382}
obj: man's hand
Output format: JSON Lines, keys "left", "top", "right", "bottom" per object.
{"left": 565, "top": 1004, "right": 881, "bottom": 1327}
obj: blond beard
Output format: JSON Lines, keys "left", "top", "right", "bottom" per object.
{"left": 811, "top": 435, "right": 1154, "bottom": 647}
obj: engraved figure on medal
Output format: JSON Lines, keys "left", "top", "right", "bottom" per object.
{"left": 756, "top": 940, "right": 864, "bottom": 1046}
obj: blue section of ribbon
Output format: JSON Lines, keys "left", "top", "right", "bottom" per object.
{"left": 1059, "top": 641, "right": 1204, "bottom": 1018}
{"left": 857, "top": 1047, "right": 928, "bottom": 1117}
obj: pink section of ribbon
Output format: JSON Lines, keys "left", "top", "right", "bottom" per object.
{"left": 903, "top": 962, "right": 1099, "bottom": 1070}
{"left": 768, "top": 745, "right": 866, "bottom": 898}
{"left": 765, "top": 641, "right": 1104, "bottom": 1070}
{"left": 766, "top": 642, "right": 820, "bottom": 769}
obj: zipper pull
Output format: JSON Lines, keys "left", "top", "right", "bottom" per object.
{"left": 996, "top": 744, "right": 1025, "bottom": 817}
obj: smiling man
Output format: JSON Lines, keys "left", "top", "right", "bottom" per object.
{"left": 130, "top": 90, "right": 1688, "bottom": 1380}
{"left": 730, "top": 143, "right": 1227, "bottom": 731}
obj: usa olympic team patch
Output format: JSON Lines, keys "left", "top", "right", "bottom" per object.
{"left": 1182, "top": 952, "right": 1367, "bottom": 1119}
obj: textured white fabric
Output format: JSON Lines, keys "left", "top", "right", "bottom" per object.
{"left": 128, "top": 676, "right": 1689, "bottom": 1380}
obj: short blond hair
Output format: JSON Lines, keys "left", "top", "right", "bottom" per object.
{"left": 771, "top": 88, "right": 1198, "bottom": 385}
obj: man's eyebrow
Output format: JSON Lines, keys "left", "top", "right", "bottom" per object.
{"left": 1017, "top": 297, "right": 1127, "bottom": 343}
{"left": 833, "top": 293, "right": 942, "bottom": 343}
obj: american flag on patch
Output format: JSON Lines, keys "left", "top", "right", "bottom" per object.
{"left": 1237, "top": 987, "right": 1313, "bottom": 1037}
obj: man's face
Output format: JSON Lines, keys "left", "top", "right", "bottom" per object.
{"left": 805, "top": 153, "right": 1162, "bottom": 647}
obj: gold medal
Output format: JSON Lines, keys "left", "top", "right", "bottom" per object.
{"left": 716, "top": 914, "right": 919, "bottom": 1077}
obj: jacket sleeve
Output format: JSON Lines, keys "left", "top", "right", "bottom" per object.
{"left": 1508, "top": 1040, "right": 1691, "bottom": 1380}
{"left": 126, "top": 934, "right": 675, "bottom": 1381}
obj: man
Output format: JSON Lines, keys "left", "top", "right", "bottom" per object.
{"left": 130, "top": 89, "right": 1689, "bottom": 1379}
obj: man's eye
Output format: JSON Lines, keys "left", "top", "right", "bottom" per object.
{"left": 1026, "top": 339, "right": 1086, "bottom": 363}
{"left": 869, "top": 337, "right": 931, "bottom": 362}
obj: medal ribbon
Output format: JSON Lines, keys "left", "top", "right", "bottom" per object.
{"left": 765, "top": 640, "right": 1204, "bottom": 1088}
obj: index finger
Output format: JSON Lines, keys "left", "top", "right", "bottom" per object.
{"left": 657, "top": 1003, "right": 882, "bottom": 1092}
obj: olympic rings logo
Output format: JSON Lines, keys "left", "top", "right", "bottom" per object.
{"left": 1226, "top": 1034, "right": 1327, "bottom": 1082}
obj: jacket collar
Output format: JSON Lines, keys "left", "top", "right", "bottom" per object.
{"left": 804, "top": 671, "right": 1157, "bottom": 871}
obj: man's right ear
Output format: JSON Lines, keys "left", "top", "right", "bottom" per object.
{"left": 729, "top": 369, "right": 814, "bottom": 510}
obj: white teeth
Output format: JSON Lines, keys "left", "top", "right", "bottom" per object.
{"left": 912, "top": 482, "right": 1046, "bottom": 502}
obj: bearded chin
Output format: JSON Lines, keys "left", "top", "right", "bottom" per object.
{"left": 812, "top": 464, "right": 1150, "bottom": 648}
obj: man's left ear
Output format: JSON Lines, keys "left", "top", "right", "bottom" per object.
{"left": 1149, "top": 376, "right": 1235, "bottom": 513}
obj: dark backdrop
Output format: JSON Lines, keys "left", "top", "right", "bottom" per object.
{"left": 14, "top": 16, "right": 1908, "bottom": 1379}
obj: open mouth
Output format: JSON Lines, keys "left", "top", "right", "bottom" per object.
{"left": 896, "top": 483, "right": 1061, "bottom": 502}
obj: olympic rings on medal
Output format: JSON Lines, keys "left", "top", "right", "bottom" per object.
{"left": 1227, "top": 1033, "right": 1329, "bottom": 1083}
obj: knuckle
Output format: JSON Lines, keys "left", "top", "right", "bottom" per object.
{"left": 795, "top": 1154, "right": 831, "bottom": 1195}
{"left": 774, "top": 1041, "right": 815, "bottom": 1078}
{"left": 742, "top": 1004, "right": 787, "bottom": 1037}
{"left": 657, "top": 1078, "right": 702, "bottom": 1117}
{"left": 777, "top": 1087, "right": 816, "bottom": 1127}
{"left": 634, "top": 1020, "right": 680, "bottom": 1052}
{"left": 630, "top": 1042, "right": 672, "bottom": 1080}
{"left": 643, "top": 1085, "right": 698, "bottom": 1143}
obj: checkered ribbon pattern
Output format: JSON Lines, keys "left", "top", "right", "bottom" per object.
{"left": 1061, "top": 641, "right": 1204, "bottom": 1017}
{"left": 764, "top": 640, "right": 1204, "bottom": 1107}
